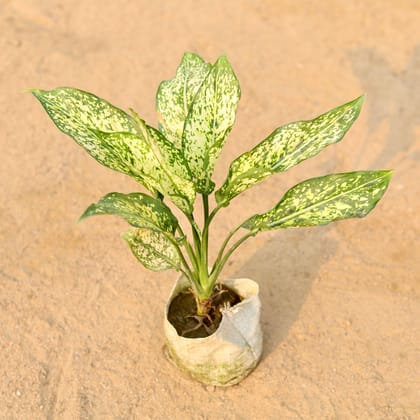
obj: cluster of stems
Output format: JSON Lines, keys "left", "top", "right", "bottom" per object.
{"left": 166, "top": 194, "right": 255, "bottom": 314}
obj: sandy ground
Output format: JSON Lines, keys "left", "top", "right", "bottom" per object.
{"left": 1, "top": 1, "right": 419, "bottom": 418}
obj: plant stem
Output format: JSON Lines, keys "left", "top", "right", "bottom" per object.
{"left": 179, "top": 267, "right": 196, "bottom": 291}
{"left": 185, "top": 213, "right": 204, "bottom": 289}
{"left": 187, "top": 214, "right": 202, "bottom": 242}
{"left": 191, "top": 223, "right": 201, "bottom": 260}
{"left": 201, "top": 194, "right": 210, "bottom": 277}
{"left": 199, "top": 201, "right": 224, "bottom": 293}
{"left": 209, "top": 231, "right": 256, "bottom": 288}
{"left": 210, "top": 221, "right": 243, "bottom": 275}
{"left": 202, "top": 194, "right": 209, "bottom": 222}
{"left": 176, "top": 225, "right": 199, "bottom": 276}
{"left": 168, "top": 229, "right": 209, "bottom": 299}
{"left": 163, "top": 232, "right": 194, "bottom": 280}
{"left": 207, "top": 203, "right": 223, "bottom": 226}
{"left": 191, "top": 195, "right": 210, "bottom": 298}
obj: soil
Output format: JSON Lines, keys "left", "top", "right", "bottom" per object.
{"left": 167, "top": 285, "right": 242, "bottom": 338}
{"left": 1, "top": 1, "right": 419, "bottom": 418}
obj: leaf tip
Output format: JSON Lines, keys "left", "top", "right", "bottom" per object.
{"left": 356, "top": 93, "right": 366, "bottom": 106}
{"left": 183, "top": 51, "right": 204, "bottom": 61}
{"left": 349, "top": 94, "right": 365, "bottom": 114}
{"left": 374, "top": 168, "right": 393, "bottom": 182}
{"left": 27, "top": 88, "right": 44, "bottom": 98}
{"left": 78, "top": 204, "right": 96, "bottom": 223}
{"left": 77, "top": 212, "right": 88, "bottom": 224}
{"left": 215, "top": 54, "right": 232, "bottom": 69}
{"left": 382, "top": 169, "right": 394, "bottom": 183}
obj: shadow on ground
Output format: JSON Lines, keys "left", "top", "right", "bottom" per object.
{"left": 234, "top": 226, "right": 337, "bottom": 358}
{"left": 228, "top": 46, "right": 420, "bottom": 360}
{"left": 349, "top": 45, "right": 420, "bottom": 168}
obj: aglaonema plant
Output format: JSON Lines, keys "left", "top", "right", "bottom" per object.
{"left": 31, "top": 52, "right": 392, "bottom": 320}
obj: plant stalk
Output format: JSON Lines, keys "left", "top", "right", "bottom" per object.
{"left": 163, "top": 232, "right": 194, "bottom": 281}
{"left": 176, "top": 225, "right": 199, "bottom": 276}
{"left": 209, "top": 230, "right": 256, "bottom": 289}
{"left": 210, "top": 221, "right": 243, "bottom": 276}
{"left": 201, "top": 194, "right": 210, "bottom": 282}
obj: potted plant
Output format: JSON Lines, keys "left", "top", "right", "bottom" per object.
{"left": 31, "top": 52, "right": 392, "bottom": 386}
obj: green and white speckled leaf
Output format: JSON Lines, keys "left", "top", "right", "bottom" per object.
{"left": 123, "top": 228, "right": 180, "bottom": 271}
{"left": 79, "top": 192, "right": 178, "bottom": 233}
{"left": 216, "top": 96, "right": 364, "bottom": 205}
{"left": 31, "top": 87, "right": 157, "bottom": 194}
{"left": 32, "top": 86, "right": 196, "bottom": 213}
{"left": 242, "top": 170, "right": 392, "bottom": 231}
{"left": 156, "top": 52, "right": 211, "bottom": 148}
{"left": 93, "top": 127, "right": 195, "bottom": 214}
{"left": 130, "top": 113, "right": 196, "bottom": 213}
{"left": 182, "top": 55, "right": 241, "bottom": 193}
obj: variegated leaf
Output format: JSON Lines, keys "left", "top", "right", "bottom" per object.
{"left": 123, "top": 228, "right": 180, "bottom": 271}
{"left": 182, "top": 55, "right": 241, "bottom": 193}
{"left": 79, "top": 192, "right": 178, "bottom": 233}
{"left": 216, "top": 96, "right": 364, "bottom": 205}
{"left": 31, "top": 87, "right": 157, "bottom": 194}
{"left": 92, "top": 128, "right": 195, "bottom": 214}
{"left": 130, "top": 113, "right": 196, "bottom": 213}
{"left": 242, "top": 170, "right": 392, "bottom": 231}
{"left": 156, "top": 52, "right": 211, "bottom": 148}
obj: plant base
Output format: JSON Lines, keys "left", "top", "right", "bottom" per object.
{"left": 167, "top": 284, "right": 241, "bottom": 338}
{"left": 164, "top": 275, "right": 263, "bottom": 386}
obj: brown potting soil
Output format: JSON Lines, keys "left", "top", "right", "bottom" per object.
{"left": 167, "top": 285, "right": 242, "bottom": 338}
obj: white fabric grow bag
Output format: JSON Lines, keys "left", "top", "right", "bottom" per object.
{"left": 164, "top": 276, "right": 263, "bottom": 386}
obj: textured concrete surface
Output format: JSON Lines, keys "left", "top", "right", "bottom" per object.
{"left": 1, "top": 1, "right": 419, "bottom": 418}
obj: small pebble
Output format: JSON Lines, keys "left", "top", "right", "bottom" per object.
{"left": 16, "top": 390, "right": 21, "bottom": 397}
